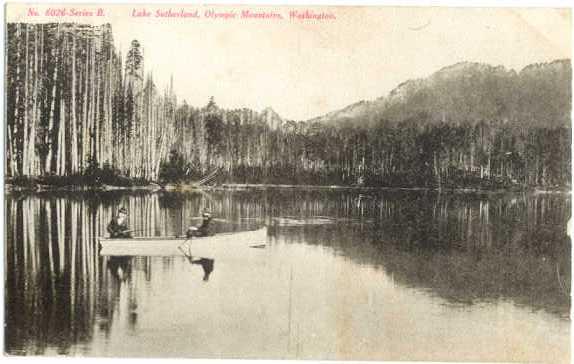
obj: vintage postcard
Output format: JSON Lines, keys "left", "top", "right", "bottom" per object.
{"left": 3, "top": 2, "right": 572, "bottom": 363}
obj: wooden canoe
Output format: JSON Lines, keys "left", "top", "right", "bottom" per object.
{"left": 98, "top": 227, "right": 268, "bottom": 258}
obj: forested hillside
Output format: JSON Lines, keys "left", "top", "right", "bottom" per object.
{"left": 5, "top": 23, "right": 571, "bottom": 189}
{"left": 167, "top": 61, "right": 572, "bottom": 189}
{"left": 310, "top": 60, "right": 571, "bottom": 129}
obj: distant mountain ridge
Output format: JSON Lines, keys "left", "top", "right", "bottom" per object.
{"left": 308, "top": 59, "right": 571, "bottom": 128}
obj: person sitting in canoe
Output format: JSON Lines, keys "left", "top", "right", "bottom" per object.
{"left": 186, "top": 211, "right": 212, "bottom": 238}
{"left": 107, "top": 207, "right": 132, "bottom": 238}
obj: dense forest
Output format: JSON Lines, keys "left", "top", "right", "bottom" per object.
{"left": 5, "top": 23, "right": 572, "bottom": 189}
{"left": 6, "top": 23, "right": 176, "bottom": 183}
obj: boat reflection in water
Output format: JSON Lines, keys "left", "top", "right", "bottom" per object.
{"left": 178, "top": 241, "right": 216, "bottom": 281}
{"left": 107, "top": 256, "right": 132, "bottom": 282}
{"left": 100, "top": 253, "right": 216, "bottom": 344}
{"left": 187, "top": 257, "right": 215, "bottom": 281}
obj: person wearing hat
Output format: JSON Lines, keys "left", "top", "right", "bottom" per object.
{"left": 186, "top": 210, "right": 213, "bottom": 238}
{"left": 107, "top": 207, "right": 132, "bottom": 238}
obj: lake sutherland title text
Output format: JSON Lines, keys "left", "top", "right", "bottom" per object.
{"left": 25, "top": 6, "right": 336, "bottom": 21}
{"left": 132, "top": 8, "right": 336, "bottom": 20}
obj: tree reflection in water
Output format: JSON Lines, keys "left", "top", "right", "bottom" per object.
{"left": 4, "top": 189, "right": 571, "bottom": 355}
{"left": 274, "top": 192, "right": 571, "bottom": 318}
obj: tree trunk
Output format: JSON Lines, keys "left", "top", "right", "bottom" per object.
{"left": 22, "top": 25, "right": 29, "bottom": 176}
{"left": 434, "top": 152, "right": 442, "bottom": 190}
{"left": 46, "top": 25, "right": 60, "bottom": 175}
{"left": 71, "top": 28, "right": 78, "bottom": 174}
{"left": 11, "top": 23, "right": 21, "bottom": 176}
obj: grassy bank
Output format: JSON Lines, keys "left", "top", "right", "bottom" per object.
{"left": 5, "top": 174, "right": 155, "bottom": 191}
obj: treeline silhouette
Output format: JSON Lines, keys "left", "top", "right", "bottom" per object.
{"left": 6, "top": 23, "right": 571, "bottom": 189}
{"left": 168, "top": 111, "right": 570, "bottom": 188}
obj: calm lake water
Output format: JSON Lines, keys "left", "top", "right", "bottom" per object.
{"left": 4, "top": 189, "right": 571, "bottom": 362}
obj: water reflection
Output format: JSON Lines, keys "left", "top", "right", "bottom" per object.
{"left": 4, "top": 189, "right": 571, "bottom": 359}
{"left": 272, "top": 192, "right": 571, "bottom": 317}
{"left": 180, "top": 246, "right": 215, "bottom": 281}
{"left": 191, "top": 258, "right": 215, "bottom": 281}
{"left": 107, "top": 257, "right": 132, "bottom": 282}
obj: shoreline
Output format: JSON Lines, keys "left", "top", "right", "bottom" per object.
{"left": 4, "top": 182, "right": 571, "bottom": 195}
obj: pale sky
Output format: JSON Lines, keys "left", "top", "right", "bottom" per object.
{"left": 6, "top": 4, "right": 572, "bottom": 120}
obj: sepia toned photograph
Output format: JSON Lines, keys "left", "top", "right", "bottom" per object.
{"left": 3, "top": 3, "right": 572, "bottom": 363}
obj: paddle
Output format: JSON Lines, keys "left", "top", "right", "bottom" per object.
{"left": 112, "top": 228, "right": 149, "bottom": 235}
{"left": 178, "top": 242, "right": 193, "bottom": 258}
{"left": 188, "top": 216, "right": 231, "bottom": 223}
